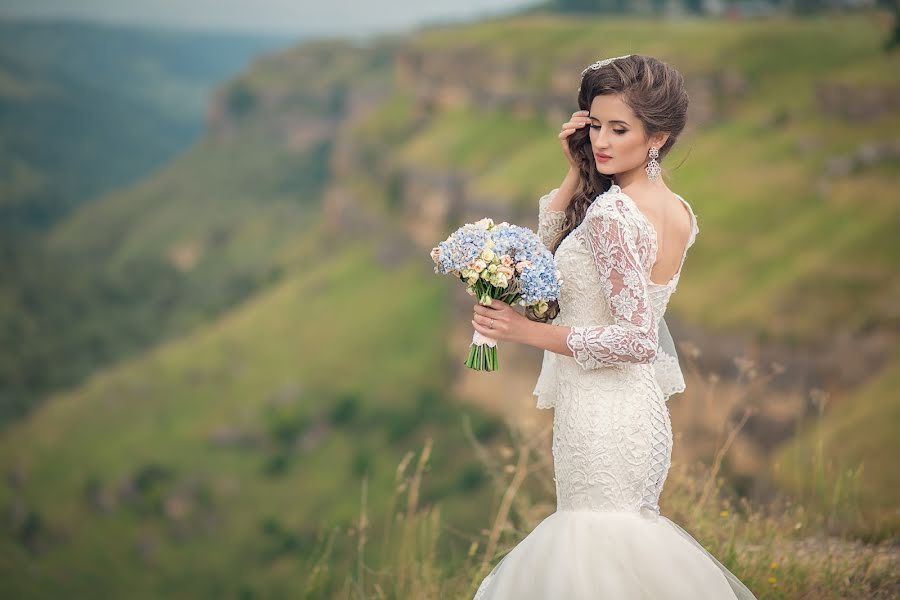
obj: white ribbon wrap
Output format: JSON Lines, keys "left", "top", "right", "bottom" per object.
{"left": 472, "top": 330, "right": 498, "bottom": 348}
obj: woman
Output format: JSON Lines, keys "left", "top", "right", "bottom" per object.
{"left": 470, "top": 54, "right": 757, "bottom": 599}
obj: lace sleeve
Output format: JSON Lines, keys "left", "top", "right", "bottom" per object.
{"left": 565, "top": 202, "right": 658, "bottom": 369}
{"left": 538, "top": 188, "right": 567, "bottom": 250}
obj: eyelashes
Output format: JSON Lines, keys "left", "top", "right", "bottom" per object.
{"left": 589, "top": 124, "right": 626, "bottom": 135}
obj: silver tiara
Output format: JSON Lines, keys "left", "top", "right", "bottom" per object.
{"left": 578, "top": 54, "right": 632, "bottom": 91}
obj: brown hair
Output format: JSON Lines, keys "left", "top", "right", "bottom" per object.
{"left": 527, "top": 54, "right": 689, "bottom": 323}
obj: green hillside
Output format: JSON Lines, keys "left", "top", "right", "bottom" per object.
{"left": 0, "top": 19, "right": 300, "bottom": 422}
{"left": 1, "top": 10, "right": 898, "bottom": 597}
{"left": 0, "top": 19, "right": 293, "bottom": 232}
{"left": 0, "top": 131, "right": 330, "bottom": 424}
{"left": 372, "top": 13, "right": 900, "bottom": 344}
{"left": 0, "top": 31, "right": 400, "bottom": 426}
{"left": 0, "top": 224, "right": 503, "bottom": 597}
{"left": 348, "top": 13, "right": 900, "bottom": 532}
{"left": 774, "top": 342, "right": 900, "bottom": 538}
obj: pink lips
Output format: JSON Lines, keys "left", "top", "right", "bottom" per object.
{"left": 595, "top": 154, "right": 611, "bottom": 162}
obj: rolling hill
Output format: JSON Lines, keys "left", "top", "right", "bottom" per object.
{"left": 1, "top": 10, "right": 898, "bottom": 596}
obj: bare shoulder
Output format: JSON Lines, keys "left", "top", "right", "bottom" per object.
{"left": 622, "top": 186, "right": 690, "bottom": 229}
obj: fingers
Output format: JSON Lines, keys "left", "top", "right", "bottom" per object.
{"left": 567, "top": 110, "right": 590, "bottom": 126}
{"left": 473, "top": 302, "right": 502, "bottom": 314}
{"left": 473, "top": 303, "right": 502, "bottom": 328}
{"left": 471, "top": 318, "right": 493, "bottom": 337}
{"left": 560, "top": 111, "right": 591, "bottom": 137}
{"left": 472, "top": 312, "right": 490, "bottom": 326}
{"left": 559, "top": 125, "right": 581, "bottom": 138}
{"left": 472, "top": 313, "right": 503, "bottom": 336}
{"left": 472, "top": 303, "right": 511, "bottom": 341}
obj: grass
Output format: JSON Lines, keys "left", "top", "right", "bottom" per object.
{"left": 0, "top": 235, "right": 507, "bottom": 598}
{"left": 3, "top": 10, "right": 899, "bottom": 598}
{"left": 774, "top": 344, "right": 900, "bottom": 541}
{"left": 345, "top": 12, "right": 900, "bottom": 544}
{"left": 307, "top": 354, "right": 899, "bottom": 599}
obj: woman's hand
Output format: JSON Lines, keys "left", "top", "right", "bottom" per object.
{"left": 471, "top": 298, "right": 533, "bottom": 345}
{"left": 559, "top": 109, "right": 590, "bottom": 170}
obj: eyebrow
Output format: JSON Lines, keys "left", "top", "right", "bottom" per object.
{"left": 588, "top": 115, "right": 629, "bottom": 126}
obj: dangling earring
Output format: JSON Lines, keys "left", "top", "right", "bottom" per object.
{"left": 646, "top": 146, "right": 661, "bottom": 182}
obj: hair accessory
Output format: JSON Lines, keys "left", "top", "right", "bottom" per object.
{"left": 577, "top": 54, "right": 632, "bottom": 91}
{"left": 580, "top": 54, "right": 632, "bottom": 77}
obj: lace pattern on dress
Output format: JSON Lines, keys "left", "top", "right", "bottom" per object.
{"left": 652, "top": 337, "right": 687, "bottom": 398}
{"left": 565, "top": 195, "right": 658, "bottom": 369}
{"left": 532, "top": 185, "right": 699, "bottom": 409}
{"left": 537, "top": 187, "right": 567, "bottom": 250}
{"left": 533, "top": 188, "right": 568, "bottom": 409}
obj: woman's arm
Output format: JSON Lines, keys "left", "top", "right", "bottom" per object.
{"left": 547, "top": 168, "right": 581, "bottom": 212}
{"left": 522, "top": 321, "right": 575, "bottom": 356}
{"left": 471, "top": 303, "right": 575, "bottom": 356}
{"left": 558, "top": 200, "right": 658, "bottom": 368}
{"left": 473, "top": 185, "right": 658, "bottom": 367}
{"left": 537, "top": 169, "right": 579, "bottom": 249}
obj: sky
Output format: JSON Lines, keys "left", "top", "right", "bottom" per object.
{"left": 0, "top": 0, "right": 539, "bottom": 38}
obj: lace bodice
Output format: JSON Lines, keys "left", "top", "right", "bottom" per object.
{"left": 534, "top": 184, "right": 699, "bottom": 409}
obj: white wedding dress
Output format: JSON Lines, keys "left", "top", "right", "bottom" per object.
{"left": 473, "top": 185, "right": 758, "bottom": 599}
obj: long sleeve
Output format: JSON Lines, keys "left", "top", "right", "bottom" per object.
{"left": 537, "top": 188, "right": 567, "bottom": 250}
{"left": 565, "top": 203, "right": 658, "bottom": 369}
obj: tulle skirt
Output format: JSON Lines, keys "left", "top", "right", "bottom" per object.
{"left": 473, "top": 509, "right": 758, "bottom": 600}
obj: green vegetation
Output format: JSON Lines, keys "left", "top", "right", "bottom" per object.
{"left": 295, "top": 396, "right": 899, "bottom": 598}
{"left": 348, "top": 15, "right": 900, "bottom": 538}
{"left": 0, "top": 233, "right": 505, "bottom": 597}
{"left": 0, "top": 20, "right": 298, "bottom": 423}
{"left": 1, "top": 10, "right": 898, "bottom": 597}
{"left": 0, "top": 19, "right": 291, "bottom": 232}
{"left": 0, "top": 132, "right": 329, "bottom": 424}
{"left": 774, "top": 345, "right": 900, "bottom": 540}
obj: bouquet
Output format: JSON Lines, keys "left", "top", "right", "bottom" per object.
{"left": 430, "top": 217, "right": 562, "bottom": 371}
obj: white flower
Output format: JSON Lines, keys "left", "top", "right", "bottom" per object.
{"left": 473, "top": 259, "right": 487, "bottom": 273}
{"left": 480, "top": 248, "right": 495, "bottom": 262}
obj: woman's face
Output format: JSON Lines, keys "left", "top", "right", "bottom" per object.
{"left": 587, "top": 94, "right": 662, "bottom": 179}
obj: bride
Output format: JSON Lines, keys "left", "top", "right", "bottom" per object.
{"left": 468, "top": 55, "right": 758, "bottom": 599}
